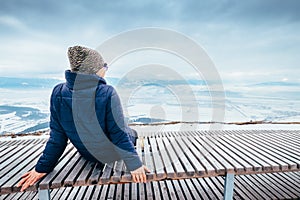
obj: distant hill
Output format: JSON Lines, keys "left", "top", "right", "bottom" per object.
{"left": 0, "top": 77, "right": 62, "bottom": 89}
{"left": 248, "top": 81, "right": 300, "bottom": 87}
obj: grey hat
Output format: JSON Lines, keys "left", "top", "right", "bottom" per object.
{"left": 68, "top": 46, "right": 105, "bottom": 74}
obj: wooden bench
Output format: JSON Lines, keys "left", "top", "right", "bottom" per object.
{"left": 2, "top": 171, "right": 300, "bottom": 199}
{"left": 1, "top": 130, "right": 300, "bottom": 199}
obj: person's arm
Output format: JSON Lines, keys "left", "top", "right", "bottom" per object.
{"left": 18, "top": 85, "right": 68, "bottom": 191}
{"left": 105, "top": 87, "right": 149, "bottom": 182}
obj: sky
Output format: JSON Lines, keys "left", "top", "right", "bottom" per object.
{"left": 0, "top": 0, "right": 299, "bottom": 84}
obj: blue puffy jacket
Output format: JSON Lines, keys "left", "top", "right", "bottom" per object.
{"left": 35, "top": 70, "right": 142, "bottom": 173}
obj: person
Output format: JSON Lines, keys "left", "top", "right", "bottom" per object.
{"left": 17, "top": 46, "right": 150, "bottom": 192}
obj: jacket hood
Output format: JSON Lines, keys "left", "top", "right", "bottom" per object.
{"left": 65, "top": 70, "right": 106, "bottom": 90}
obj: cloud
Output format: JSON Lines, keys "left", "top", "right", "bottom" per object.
{"left": 0, "top": 15, "right": 26, "bottom": 30}
{"left": 0, "top": 0, "right": 299, "bottom": 83}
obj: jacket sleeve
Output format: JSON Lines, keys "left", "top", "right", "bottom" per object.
{"left": 105, "top": 87, "right": 143, "bottom": 171}
{"left": 35, "top": 85, "right": 68, "bottom": 173}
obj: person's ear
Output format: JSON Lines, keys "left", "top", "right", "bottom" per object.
{"left": 96, "top": 68, "right": 106, "bottom": 77}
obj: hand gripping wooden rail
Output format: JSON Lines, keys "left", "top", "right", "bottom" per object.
{"left": 1, "top": 130, "right": 300, "bottom": 200}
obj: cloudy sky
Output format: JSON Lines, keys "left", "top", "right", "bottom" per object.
{"left": 0, "top": 0, "right": 299, "bottom": 84}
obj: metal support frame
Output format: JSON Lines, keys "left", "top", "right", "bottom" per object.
{"left": 223, "top": 173, "right": 235, "bottom": 200}
{"left": 38, "top": 188, "right": 50, "bottom": 200}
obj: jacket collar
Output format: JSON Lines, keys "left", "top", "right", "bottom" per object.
{"left": 65, "top": 70, "right": 106, "bottom": 90}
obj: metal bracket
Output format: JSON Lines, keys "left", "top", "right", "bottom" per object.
{"left": 38, "top": 188, "right": 50, "bottom": 200}
{"left": 224, "top": 173, "right": 235, "bottom": 200}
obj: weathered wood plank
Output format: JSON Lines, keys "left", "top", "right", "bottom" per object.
{"left": 242, "top": 130, "right": 300, "bottom": 168}
{"left": 99, "top": 162, "right": 114, "bottom": 184}
{"left": 188, "top": 135, "right": 227, "bottom": 175}
{"left": 152, "top": 181, "right": 161, "bottom": 200}
{"left": 259, "top": 173, "right": 298, "bottom": 198}
{"left": 63, "top": 157, "right": 87, "bottom": 187}
{"left": 174, "top": 137, "right": 206, "bottom": 176}
{"left": 145, "top": 182, "right": 154, "bottom": 200}
{"left": 50, "top": 149, "right": 79, "bottom": 188}
{"left": 167, "top": 136, "right": 195, "bottom": 177}
{"left": 111, "top": 160, "right": 124, "bottom": 183}
{"left": 88, "top": 162, "right": 104, "bottom": 185}
{"left": 0, "top": 145, "right": 45, "bottom": 194}
{"left": 123, "top": 182, "right": 130, "bottom": 200}
{"left": 38, "top": 145, "right": 74, "bottom": 189}
{"left": 143, "top": 137, "right": 155, "bottom": 180}
{"left": 230, "top": 130, "right": 297, "bottom": 171}
{"left": 209, "top": 134, "right": 256, "bottom": 173}
{"left": 0, "top": 144, "right": 37, "bottom": 172}
{"left": 161, "top": 136, "right": 186, "bottom": 177}
{"left": 73, "top": 161, "right": 96, "bottom": 186}
{"left": 195, "top": 135, "right": 236, "bottom": 174}
{"left": 148, "top": 137, "right": 166, "bottom": 179}
{"left": 155, "top": 136, "right": 176, "bottom": 178}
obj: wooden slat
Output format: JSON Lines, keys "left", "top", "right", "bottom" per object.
{"left": 158, "top": 181, "right": 169, "bottom": 199}
{"left": 143, "top": 137, "right": 155, "bottom": 180}
{"left": 203, "top": 176, "right": 223, "bottom": 199}
{"left": 123, "top": 182, "right": 130, "bottom": 200}
{"left": 145, "top": 182, "right": 154, "bottom": 200}
{"left": 155, "top": 136, "right": 176, "bottom": 178}
{"left": 241, "top": 130, "right": 300, "bottom": 168}
{"left": 139, "top": 183, "right": 145, "bottom": 200}
{"left": 250, "top": 173, "right": 285, "bottom": 199}
{"left": 88, "top": 162, "right": 104, "bottom": 185}
{"left": 1, "top": 130, "right": 300, "bottom": 197}
{"left": 238, "top": 174, "right": 272, "bottom": 199}
{"left": 99, "top": 162, "right": 114, "bottom": 184}
{"left": 74, "top": 186, "right": 87, "bottom": 199}
{"left": 233, "top": 175, "right": 263, "bottom": 199}
{"left": 63, "top": 157, "right": 87, "bottom": 187}
{"left": 50, "top": 149, "right": 80, "bottom": 188}
{"left": 2, "top": 171, "right": 300, "bottom": 199}
{"left": 174, "top": 136, "right": 206, "bottom": 176}
{"left": 73, "top": 161, "right": 96, "bottom": 186}
{"left": 193, "top": 134, "right": 235, "bottom": 174}
{"left": 161, "top": 136, "right": 186, "bottom": 177}
{"left": 90, "top": 184, "right": 102, "bottom": 199}
{"left": 111, "top": 160, "right": 124, "bottom": 183}
{"left": 259, "top": 173, "right": 298, "bottom": 198}
{"left": 0, "top": 144, "right": 37, "bottom": 171}
{"left": 151, "top": 181, "right": 161, "bottom": 200}
{"left": 57, "top": 187, "right": 73, "bottom": 200}
{"left": 38, "top": 145, "right": 74, "bottom": 189}
{"left": 115, "top": 183, "right": 123, "bottom": 200}
{"left": 65, "top": 186, "right": 80, "bottom": 199}
{"left": 209, "top": 133, "right": 258, "bottom": 173}
{"left": 228, "top": 130, "right": 297, "bottom": 171}
{"left": 274, "top": 172, "right": 300, "bottom": 196}
{"left": 0, "top": 145, "right": 45, "bottom": 194}
{"left": 148, "top": 137, "right": 166, "bottom": 179}
{"left": 188, "top": 135, "right": 226, "bottom": 175}
{"left": 0, "top": 146, "right": 16, "bottom": 160}
{"left": 219, "top": 132, "right": 276, "bottom": 171}
{"left": 84, "top": 185, "right": 95, "bottom": 199}
{"left": 167, "top": 136, "right": 195, "bottom": 176}
{"left": 131, "top": 182, "right": 138, "bottom": 200}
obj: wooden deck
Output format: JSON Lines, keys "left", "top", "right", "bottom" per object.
{"left": 1, "top": 172, "right": 300, "bottom": 199}
{"left": 1, "top": 130, "right": 300, "bottom": 199}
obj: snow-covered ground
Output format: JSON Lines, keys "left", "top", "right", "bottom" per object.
{"left": 0, "top": 79, "right": 299, "bottom": 134}
{"left": 0, "top": 123, "right": 298, "bottom": 142}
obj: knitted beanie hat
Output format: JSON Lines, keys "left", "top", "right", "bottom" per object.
{"left": 68, "top": 46, "right": 105, "bottom": 74}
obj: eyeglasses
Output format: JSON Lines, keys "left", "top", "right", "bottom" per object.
{"left": 103, "top": 63, "right": 108, "bottom": 71}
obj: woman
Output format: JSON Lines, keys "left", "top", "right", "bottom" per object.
{"left": 17, "top": 46, "right": 149, "bottom": 192}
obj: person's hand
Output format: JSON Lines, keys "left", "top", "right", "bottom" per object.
{"left": 130, "top": 165, "right": 150, "bottom": 183}
{"left": 17, "top": 169, "right": 46, "bottom": 192}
